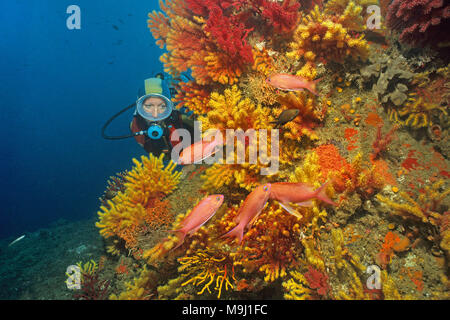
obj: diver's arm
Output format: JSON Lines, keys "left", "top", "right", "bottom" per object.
{"left": 130, "top": 116, "right": 146, "bottom": 147}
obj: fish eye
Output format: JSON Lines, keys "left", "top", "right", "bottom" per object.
{"left": 216, "top": 196, "right": 221, "bottom": 201}
{"left": 263, "top": 185, "right": 268, "bottom": 191}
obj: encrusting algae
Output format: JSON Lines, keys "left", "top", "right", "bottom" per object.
{"left": 89, "top": 0, "right": 450, "bottom": 301}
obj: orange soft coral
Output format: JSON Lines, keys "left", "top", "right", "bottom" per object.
{"left": 314, "top": 144, "right": 385, "bottom": 198}
{"left": 314, "top": 144, "right": 351, "bottom": 182}
{"left": 377, "top": 231, "right": 410, "bottom": 268}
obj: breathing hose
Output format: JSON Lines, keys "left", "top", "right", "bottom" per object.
{"left": 101, "top": 102, "right": 139, "bottom": 140}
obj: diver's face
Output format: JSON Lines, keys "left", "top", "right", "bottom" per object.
{"left": 143, "top": 97, "right": 167, "bottom": 118}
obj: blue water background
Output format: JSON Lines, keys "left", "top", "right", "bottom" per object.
{"left": 0, "top": 1, "right": 163, "bottom": 239}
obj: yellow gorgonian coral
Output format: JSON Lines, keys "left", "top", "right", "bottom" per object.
{"left": 201, "top": 163, "right": 263, "bottom": 192}
{"left": 199, "top": 85, "right": 272, "bottom": 133}
{"left": 325, "top": 0, "right": 372, "bottom": 31}
{"left": 278, "top": 140, "right": 304, "bottom": 166}
{"left": 96, "top": 193, "right": 151, "bottom": 242}
{"left": 198, "top": 85, "right": 277, "bottom": 191}
{"left": 377, "top": 180, "right": 450, "bottom": 226}
{"left": 96, "top": 154, "right": 181, "bottom": 240}
{"left": 177, "top": 248, "right": 236, "bottom": 299}
{"left": 296, "top": 61, "right": 318, "bottom": 80}
{"left": 283, "top": 270, "right": 314, "bottom": 300}
{"left": 125, "top": 153, "right": 181, "bottom": 201}
{"left": 389, "top": 93, "right": 448, "bottom": 129}
{"left": 287, "top": 5, "right": 369, "bottom": 64}
{"left": 201, "top": 163, "right": 237, "bottom": 191}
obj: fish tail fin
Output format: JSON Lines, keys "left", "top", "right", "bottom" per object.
{"left": 221, "top": 224, "right": 244, "bottom": 244}
{"left": 315, "top": 182, "right": 337, "bottom": 206}
{"left": 168, "top": 229, "right": 187, "bottom": 250}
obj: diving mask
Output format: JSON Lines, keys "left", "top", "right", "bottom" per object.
{"left": 136, "top": 93, "right": 173, "bottom": 122}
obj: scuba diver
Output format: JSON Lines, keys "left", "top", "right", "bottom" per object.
{"left": 101, "top": 73, "right": 195, "bottom": 157}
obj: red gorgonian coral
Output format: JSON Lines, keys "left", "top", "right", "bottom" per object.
{"left": 386, "top": 0, "right": 450, "bottom": 48}
{"left": 258, "top": 0, "right": 301, "bottom": 33}
{"left": 204, "top": 5, "right": 254, "bottom": 64}
{"left": 203, "top": 0, "right": 302, "bottom": 34}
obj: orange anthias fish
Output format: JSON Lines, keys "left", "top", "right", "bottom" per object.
{"left": 178, "top": 138, "right": 222, "bottom": 165}
{"left": 170, "top": 194, "right": 224, "bottom": 250}
{"left": 222, "top": 183, "right": 271, "bottom": 244}
{"left": 269, "top": 182, "right": 336, "bottom": 218}
{"left": 266, "top": 73, "right": 322, "bottom": 96}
